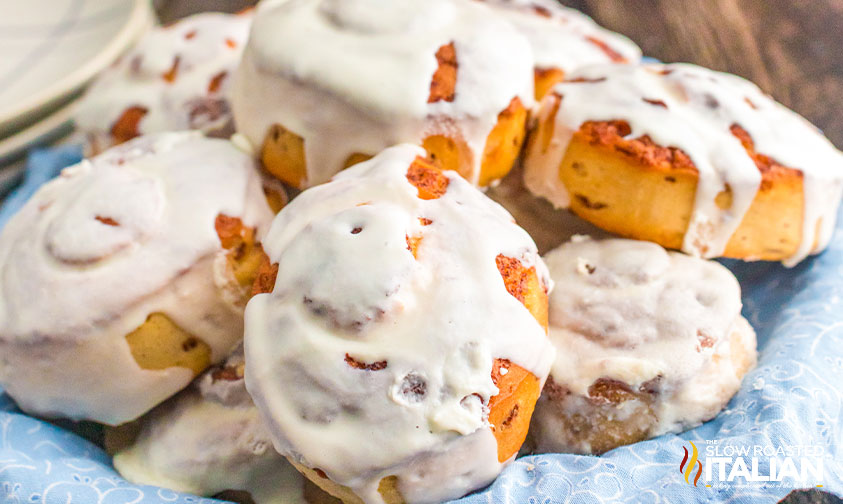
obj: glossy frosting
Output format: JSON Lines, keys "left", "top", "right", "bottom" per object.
{"left": 475, "top": 0, "right": 641, "bottom": 70}
{"left": 114, "top": 348, "right": 308, "bottom": 504}
{"left": 232, "top": 0, "right": 534, "bottom": 186}
{"left": 75, "top": 12, "right": 252, "bottom": 151}
{"left": 532, "top": 236, "right": 757, "bottom": 453}
{"left": 0, "top": 132, "right": 273, "bottom": 425}
{"left": 524, "top": 63, "right": 843, "bottom": 266}
{"left": 245, "top": 144, "right": 554, "bottom": 503}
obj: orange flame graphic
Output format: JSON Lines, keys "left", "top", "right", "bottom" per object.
{"left": 679, "top": 441, "right": 703, "bottom": 486}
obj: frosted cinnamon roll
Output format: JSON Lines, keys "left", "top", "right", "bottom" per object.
{"left": 474, "top": 0, "right": 641, "bottom": 99}
{"left": 524, "top": 63, "right": 843, "bottom": 266}
{"left": 530, "top": 236, "right": 757, "bottom": 455}
{"left": 231, "top": 0, "right": 535, "bottom": 189}
{"left": 75, "top": 11, "right": 252, "bottom": 155}
{"left": 113, "top": 348, "right": 337, "bottom": 504}
{"left": 0, "top": 132, "right": 274, "bottom": 425}
{"left": 244, "top": 144, "right": 554, "bottom": 504}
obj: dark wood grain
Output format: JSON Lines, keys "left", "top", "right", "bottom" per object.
{"left": 156, "top": 0, "right": 843, "bottom": 147}
{"left": 560, "top": 0, "right": 843, "bottom": 147}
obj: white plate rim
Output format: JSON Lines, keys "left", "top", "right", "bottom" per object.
{"left": 0, "top": 97, "right": 78, "bottom": 164}
{"left": 0, "top": 0, "right": 155, "bottom": 134}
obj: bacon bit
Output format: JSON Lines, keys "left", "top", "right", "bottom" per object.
{"left": 344, "top": 353, "right": 387, "bottom": 371}
{"left": 162, "top": 56, "right": 181, "bottom": 83}
{"left": 745, "top": 97, "right": 759, "bottom": 109}
{"left": 314, "top": 468, "right": 329, "bottom": 479}
{"left": 565, "top": 76, "right": 607, "bottom": 84}
{"left": 531, "top": 4, "right": 552, "bottom": 17}
{"left": 419, "top": 217, "right": 433, "bottom": 226}
{"left": 208, "top": 71, "right": 228, "bottom": 94}
{"left": 184, "top": 30, "right": 197, "bottom": 40}
{"left": 697, "top": 329, "right": 716, "bottom": 349}
{"left": 95, "top": 216, "right": 119, "bottom": 226}
{"left": 585, "top": 35, "right": 627, "bottom": 63}
{"left": 351, "top": 227, "right": 363, "bottom": 235}
{"left": 225, "top": 38, "right": 238, "bottom": 49}
{"left": 642, "top": 98, "right": 668, "bottom": 108}
{"left": 428, "top": 42, "right": 457, "bottom": 103}
{"left": 110, "top": 106, "right": 148, "bottom": 144}
{"left": 495, "top": 255, "right": 536, "bottom": 304}
{"left": 406, "top": 156, "right": 449, "bottom": 200}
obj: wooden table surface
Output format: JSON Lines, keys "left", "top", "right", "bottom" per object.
{"left": 560, "top": 0, "right": 843, "bottom": 147}
{"left": 158, "top": 0, "right": 843, "bottom": 148}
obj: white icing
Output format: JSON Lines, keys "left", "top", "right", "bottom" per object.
{"left": 75, "top": 12, "right": 252, "bottom": 152}
{"left": 532, "top": 237, "right": 757, "bottom": 453}
{"left": 244, "top": 144, "right": 554, "bottom": 504}
{"left": 114, "top": 349, "right": 308, "bottom": 504}
{"left": 0, "top": 132, "right": 274, "bottom": 425}
{"left": 232, "top": 0, "right": 535, "bottom": 186}
{"left": 475, "top": 0, "right": 641, "bottom": 70}
{"left": 524, "top": 63, "right": 843, "bottom": 266}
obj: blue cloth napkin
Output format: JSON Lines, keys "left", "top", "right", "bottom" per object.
{"left": 0, "top": 148, "right": 841, "bottom": 503}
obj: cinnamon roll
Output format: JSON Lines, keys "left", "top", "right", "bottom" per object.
{"left": 530, "top": 236, "right": 757, "bottom": 455}
{"left": 75, "top": 11, "right": 252, "bottom": 155}
{"left": 474, "top": 0, "right": 641, "bottom": 99}
{"left": 244, "top": 144, "right": 554, "bottom": 503}
{"left": 231, "top": 0, "right": 535, "bottom": 189}
{"left": 0, "top": 132, "right": 274, "bottom": 425}
{"left": 524, "top": 63, "right": 843, "bottom": 266}
{"left": 113, "top": 347, "right": 338, "bottom": 504}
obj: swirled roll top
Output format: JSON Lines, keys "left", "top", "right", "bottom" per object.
{"left": 75, "top": 11, "right": 252, "bottom": 153}
{"left": 244, "top": 144, "right": 555, "bottom": 504}
{"left": 531, "top": 236, "right": 756, "bottom": 454}
{"left": 525, "top": 63, "right": 843, "bottom": 266}
{"left": 0, "top": 132, "right": 274, "bottom": 425}
{"left": 232, "top": 0, "right": 535, "bottom": 188}
{"left": 474, "top": 0, "right": 641, "bottom": 99}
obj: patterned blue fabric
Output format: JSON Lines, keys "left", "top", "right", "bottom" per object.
{"left": 0, "top": 148, "right": 841, "bottom": 503}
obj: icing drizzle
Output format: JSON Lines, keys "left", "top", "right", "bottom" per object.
{"left": 114, "top": 348, "right": 309, "bottom": 504}
{"left": 525, "top": 63, "right": 843, "bottom": 266}
{"left": 75, "top": 12, "right": 252, "bottom": 149}
{"left": 244, "top": 144, "right": 553, "bottom": 503}
{"left": 232, "top": 0, "right": 534, "bottom": 186}
{"left": 474, "top": 0, "right": 641, "bottom": 70}
{"left": 0, "top": 132, "right": 274, "bottom": 424}
{"left": 534, "top": 236, "right": 756, "bottom": 450}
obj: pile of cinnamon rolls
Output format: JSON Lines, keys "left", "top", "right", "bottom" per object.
{"left": 1, "top": 1, "right": 840, "bottom": 503}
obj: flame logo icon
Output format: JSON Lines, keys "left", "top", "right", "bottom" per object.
{"left": 680, "top": 441, "right": 703, "bottom": 486}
